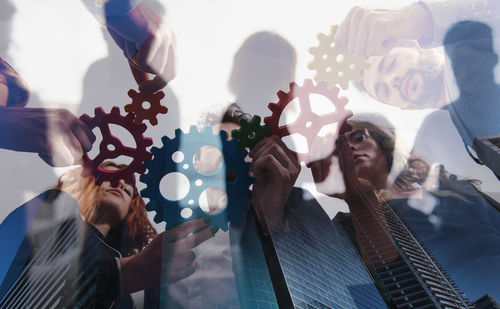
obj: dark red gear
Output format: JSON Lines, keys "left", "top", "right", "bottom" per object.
{"left": 78, "top": 107, "right": 153, "bottom": 186}
{"left": 124, "top": 89, "right": 168, "bottom": 125}
{"left": 264, "top": 79, "right": 352, "bottom": 161}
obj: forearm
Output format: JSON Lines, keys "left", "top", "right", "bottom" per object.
{"left": 79, "top": 0, "right": 142, "bottom": 23}
{"left": 119, "top": 255, "right": 148, "bottom": 294}
{"left": 0, "top": 107, "right": 42, "bottom": 152}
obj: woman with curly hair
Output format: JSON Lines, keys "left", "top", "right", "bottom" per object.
{"left": 55, "top": 161, "right": 157, "bottom": 258}
{"left": 0, "top": 162, "right": 214, "bottom": 308}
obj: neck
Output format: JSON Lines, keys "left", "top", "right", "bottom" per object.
{"left": 367, "top": 174, "right": 389, "bottom": 192}
{"left": 92, "top": 222, "right": 111, "bottom": 237}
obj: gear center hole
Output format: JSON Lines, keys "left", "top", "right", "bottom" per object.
{"left": 142, "top": 101, "right": 151, "bottom": 110}
{"left": 194, "top": 145, "right": 223, "bottom": 175}
{"left": 199, "top": 188, "right": 228, "bottom": 215}
{"left": 160, "top": 172, "right": 190, "bottom": 201}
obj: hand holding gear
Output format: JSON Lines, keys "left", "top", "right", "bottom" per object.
{"left": 231, "top": 115, "right": 271, "bottom": 150}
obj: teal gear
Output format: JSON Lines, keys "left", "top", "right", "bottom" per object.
{"left": 140, "top": 125, "right": 253, "bottom": 231}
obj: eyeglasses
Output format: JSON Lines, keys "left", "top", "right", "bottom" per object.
{"left": 346, "top": 129, "right": 370, "bottom": 145}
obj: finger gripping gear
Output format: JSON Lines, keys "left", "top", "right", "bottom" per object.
{"left": 308, "top": 25, "right": 369, "bottom": 90}
{"left": 231, "top": 115, "right": 271, "bottom": 150}
{"left": 79, "top": 107, "right": 153, "bottom": 186}
{"left": 124, "top": 89, "right": 168, "bottom": 125}
{"left": 140, "top": 125, "right": 253, "bottom": 231}
{"left": 264, "top": 79, "right": 352, "bottom": 161}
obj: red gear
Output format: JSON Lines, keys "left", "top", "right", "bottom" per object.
{"left": 79, "top": 107, "right": 153, "bottom": 186}
{"left": 264, "top": 79, "right": 352, "bottom": 161}
{"left": 124, "top": 89, "right": 168, "bottom": 125}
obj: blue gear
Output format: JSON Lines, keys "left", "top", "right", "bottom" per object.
{"left": 140, "top": 125, "right": 253, "bottom": 231}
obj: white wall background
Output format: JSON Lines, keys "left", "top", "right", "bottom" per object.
{"left": 2, "top": 0, "right": 499, "bottom": 224}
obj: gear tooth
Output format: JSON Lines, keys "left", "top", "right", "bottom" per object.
{"left": 316, "top": 32, "right": 327, "bottom": 41}
{"left": 268, "top": 103, "right": 280, "bottom": 113}
{"left": 330, "top": 25, "right": 339, "bottom": 35}
{"left": 127, "top": 89, "right": 137, "bottom": 98}
{"left": 308, "top": 46, "right": 318, "bottom": 54}
{"left": 144, "top": 201, "right": 153, "bottom": 211}
{"left": 263, "top": 115, "right": 273, "bottom": 126}
{"left": 231, "top": 129, "right": 241, "bottom": 139}
{"left": 219, "top": 130, "right": 228, "bottom": 140}
{"left": 161, "top": 135, "right": 171, "bottom": 146}
{"left": 339, "top": 81, "right": 349, "bottom": 90}
{"left": 136, "top": 165, "right": 146, "bottom": 174}
{"left": 94, "top": 107, "right": 104, "bottom": 116}
{"left": 140, "top": 186, "right": 149, "bottom": 197}
{"left": 289, "top": 81, "right": 299, "bottom": 91}
{"left": 252, "top": 115, "right": 262, "bottom": 124}
{"left": 150, "top": 146, "right": 160, "bottom": 156}
{"left": 200, "top": 125, "right": 212, "bottom": 135}
{"left": 153, "top": 212, "right": 163, "bottom": 224}
{"left": 124, "top": 104, "right": 132, "bottom": 113}
{"left": 138, "top": 123, "right": 148, "bottom": 133}
{"left": 155, "top": 91, "right": 165, "bottom": 100}
{"left": 304, "top": 79, "right": 314, "bottom": 87}
{"left": 110, "top": 106, "right": 121, "bottom": 116}
{"left": 173, "top": 128, "right": 182, "bottom": 139}
{"left": 79, "top": 114, "right": 92, "bottom": 123}
{"left": 189, "top": 125, "right": 198, "bottom": 134}
{"left": 276, "top": 90, "right": 287, "bottom": 100}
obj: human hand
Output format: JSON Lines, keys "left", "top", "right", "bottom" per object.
{"left": 105, "top": 3, "right": 177, "bottom": 93}
{"left": 249, "top": 135, "right": 301, "bottom": 233}
{"left": 334, "top": 3, "right": 434, "bottom": 56}
{"left": 119, "top": 218, "right": 217, "bottom": 294}
{"left": 0, "top": 107, "right": 95, "bottom": 167}
{"left": 308, "top": 134, "right": 375, "bottom": 202}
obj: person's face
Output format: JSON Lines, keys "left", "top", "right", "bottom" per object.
{"left": 362, "top": 46, "right": 444, "bottom": 109}
{"left": 98, "top": 166, "right": 135, "bottom": 224}
{"left": 346, "top": 128, "right": 388, "bottom": 181}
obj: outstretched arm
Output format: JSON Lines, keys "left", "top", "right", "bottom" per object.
{"left": 81, "top": 0, "right": 177, "bottom": 92}
{"left": 249, "top": 136, "right": 301, "bottom": 234}
{"left": 0, "top": 106, "right": 95, "bottom": 167}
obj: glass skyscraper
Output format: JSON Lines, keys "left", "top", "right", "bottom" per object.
{"left": 266, "top": 188, "right": 387, "bottom": 308}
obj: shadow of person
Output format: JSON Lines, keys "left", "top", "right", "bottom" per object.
{"left": 228, "top": 31, "right": 296, "bottom": 118}
{"left": 0, "top": 0, "right": 59, "bottom": 223}
{"left": 443, "top": 21, "right": 500, "bottom": 158}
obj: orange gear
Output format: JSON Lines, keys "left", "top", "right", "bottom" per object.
{"left": 124, "top": 89, "right": 168, "bottom": 126}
